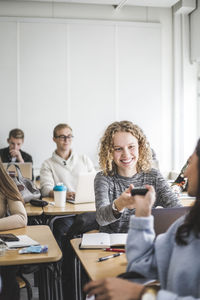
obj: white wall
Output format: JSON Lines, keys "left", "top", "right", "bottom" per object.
{"left": 191, "top": 0, "right": 200, "bottom": 63}
{"left": 172, "top": 3, "right": 198, "bottom": 171}
{"left": 0, "top": 2, "right": 173, "bottom": 176}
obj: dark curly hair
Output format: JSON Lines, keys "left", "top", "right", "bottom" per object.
{"left": 98, "top": 121, "right": 152, "bottom": 176}
{"left": 175, "top": 139, "right": 200, "bottom": 245}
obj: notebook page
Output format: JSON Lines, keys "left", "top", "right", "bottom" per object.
{"left": 81, "top": 233, "right": 111, "bottom": 248}
{"left": 6, "top": 235, "right": 40, "bottom": 248}
{"left": 110, "top": 233, "right": 128, "bottom": 246}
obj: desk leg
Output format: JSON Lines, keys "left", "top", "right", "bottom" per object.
{"left": 28, "top": 215, "right": 43, "bottom": 225}
{"left": 74, "top": 253, "right": 83, "bottom": 300}
{"left": 38, "top": 262, "right": 63, "bottom": 300}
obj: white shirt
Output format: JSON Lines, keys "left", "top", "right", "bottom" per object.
{"left": 40, "top": 150, "right": 95, "bottom": 196}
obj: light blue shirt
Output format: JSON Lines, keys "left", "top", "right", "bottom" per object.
{"left": 126, "top": 215, "right": 200, "bottom": 300}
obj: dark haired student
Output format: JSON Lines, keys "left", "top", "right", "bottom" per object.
{"left": 84, "top": 138, "right": 200, "bottom": 300}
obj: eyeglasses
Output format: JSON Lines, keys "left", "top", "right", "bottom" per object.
{"left": 55, "top": 135, "right": 74, "bottom": 141}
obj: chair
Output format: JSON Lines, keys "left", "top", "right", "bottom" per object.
{"left": 152, "top": 206, "right": 191, "bottom": 235}
{"left": 17, "top": 274, "right": 32, "bottom": 300}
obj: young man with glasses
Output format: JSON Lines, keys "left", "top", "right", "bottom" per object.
{"left": 40, "top": 123, "right": 95, "bottom": 300}
{"left": 40, "top": 123, "right": 95, "bottom": 235}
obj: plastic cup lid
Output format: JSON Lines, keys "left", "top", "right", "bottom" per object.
{"left": 53, "top": 183, "right": 67, "bottom": 192}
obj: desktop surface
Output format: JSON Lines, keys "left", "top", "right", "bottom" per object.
{"left": 0, "top": 225, "right": 62, "bottom": 266}
{"left": 71, "top": 238, "right": 127, "bottom": 281}
{"left": 42, "top": 197, "right": 96, "bottom": 215}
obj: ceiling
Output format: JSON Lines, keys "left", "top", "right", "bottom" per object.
{"left": 16, "top": 0, "right": 180, "bottom": 8}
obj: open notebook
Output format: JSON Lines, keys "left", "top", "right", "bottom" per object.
{"left": 80, "top": 232, "right": 127, "bottom": 249}
{"left": 3, "top": 162, "right": 32, "bottom": 180}
{"left": 4, "top": 235, "right": 39, "bottom": 249}
{"left": 67, "top": 172, "right": 96, "bottom": 204}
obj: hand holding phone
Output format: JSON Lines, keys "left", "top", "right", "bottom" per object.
{"left": 131, "top": 187, "right": 148, "bottom": 196}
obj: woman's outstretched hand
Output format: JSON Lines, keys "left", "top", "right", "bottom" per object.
{"left": 114, "top": 184, "right": 155, "bottom": 215}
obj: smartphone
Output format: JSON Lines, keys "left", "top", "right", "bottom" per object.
{"left": 0, "top": 234, "right": 19, "bottom": 242}
{"left": 131, "top": 187, "right": 148, "bottom": 196}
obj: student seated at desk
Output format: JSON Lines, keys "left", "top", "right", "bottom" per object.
{"left": 40, "top": 123, "right": 95, "bottom": 243}
{"left": 0, "top": 160, "right": 27, "bottom": 300}
{"left": 84, "top": 138, "right": 200, "bottom": 300}
{"left": 40, "top": 123, "right": 95, "bottom": 299}
{"left": 95, "top": 120, "right": 181, "bottom": 234}
{"left": 0, "top": 128, "right": 34, "bottom": 180}
{"left": 0, "top": 128, "right": 32, "bottom": 164}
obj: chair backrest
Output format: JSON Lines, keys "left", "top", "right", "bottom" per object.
{"left": 152, "top": 206, "right": 191, "bottom": 235}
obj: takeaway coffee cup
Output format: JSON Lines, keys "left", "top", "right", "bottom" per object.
{"left": 53, "top": 183, "right": 67, "bottom": 207}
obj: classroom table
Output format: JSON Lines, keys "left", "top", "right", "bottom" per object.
{"left": 71, "top": 238, "right": 127, "bottom": 300}
{"left": 25, "top": 203, "right": 44, "bottom": 225}
{"left": 179, "top": 193, "right": 195, "bottom": 207}
{"left": 43, "top": 197, "right": 96, "bottom": 215}
{"left": 42, "top": 197, "right": 96, "bottom": 228}
{"left": 0, "top": 225, "right": 63, "bottom": 300}
{"left": 71, "top": 238, "right": 127, "bottom": 280}
{"left": 25, "top": 203, "right": 43, "bottom": 217}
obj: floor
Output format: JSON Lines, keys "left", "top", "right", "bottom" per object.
{"left": 20, "top": 273, "right": 39, "bottom": 300}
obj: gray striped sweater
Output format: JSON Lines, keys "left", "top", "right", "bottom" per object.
{"left": 95, "top": 169, "right": 181, "bottom": 233}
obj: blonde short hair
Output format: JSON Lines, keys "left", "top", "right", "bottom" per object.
{"left": 99, "top": 121, "right": 152, "bottom": 176}
{"left": 53, "top": 123, "right": 72, "bottom": 138}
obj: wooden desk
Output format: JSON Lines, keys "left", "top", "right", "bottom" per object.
{"left": 25, "top": 203, "right": 43, "bottom": 217}
{"left": 0, "top": 225, "right": 62, "bottom": 300}
{"left": 43, "top": 197, "right": 96, "bottom": 215}
{"left": 180, "top": 199, "right": 195, "bottom": 207}
{"left": 71, "top": 238, "right": 127, "bottom": 300}
{"left": 71, "top": 238, "right": 127, "bottom": 281}
{"left": 41, "top": 197, "right": 96, "bottom": 229}
{"left": 25, "top": 203, "right": 44, "bottom": 225}
{"left": 179, "top": 194, "right": 195, "bottom": 207}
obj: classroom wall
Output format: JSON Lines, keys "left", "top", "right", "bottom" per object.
{"left": 0, "top": 2, "right": 174, "bottom": 176}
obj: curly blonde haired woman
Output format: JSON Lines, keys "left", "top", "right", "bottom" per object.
{"left": 95, "top": 120, "right": 181, "bottom": 233}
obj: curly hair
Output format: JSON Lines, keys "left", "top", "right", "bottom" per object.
{"left": 98, "top": 121, "right": 152, "bottom": 176}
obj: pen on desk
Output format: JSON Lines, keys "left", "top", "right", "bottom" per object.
{"left": 104, "top": 248, "right": 125, "bottom": 253}
{"left": 97, "top": 252, "right": 123, "bottom": 262}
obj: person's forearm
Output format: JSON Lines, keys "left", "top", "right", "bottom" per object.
{"left": 96, "top": 205, "right": 119, "bottom": 226}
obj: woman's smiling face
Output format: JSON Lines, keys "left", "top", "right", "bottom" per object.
{"left": 112, "top": 131, "right": 139, "bottom": 177}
